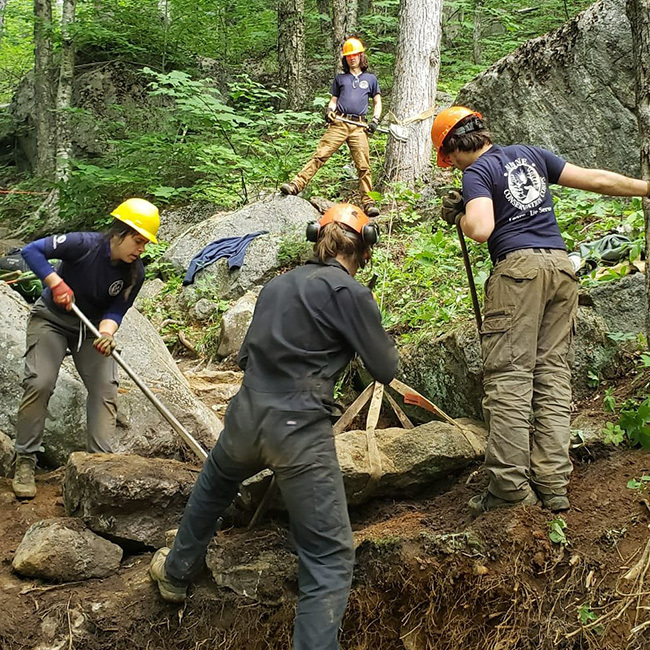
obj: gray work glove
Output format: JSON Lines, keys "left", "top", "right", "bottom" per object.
{"left": 325, "top": 109, "right": 337, "bottom": 125}
{"left": 367, "top": 117, "right": 380, "bottom": 134}
{"left": 441, "top": 190, "right": 464, "bottom": 226}
{"left": 93, "top": 332, "right": 117, "bottom": 357}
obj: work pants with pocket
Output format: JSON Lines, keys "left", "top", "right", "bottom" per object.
{"left": 15, "top": 301, "right": 118, "bottom": 458}
{"left": 165, "top": 385, "right": 355, "bottom": 650}
{"left": 291, "top": 121, "right": 373, "bottom": 207}
{"left": 480, "top": 248, "right": 578, "bottom": 500}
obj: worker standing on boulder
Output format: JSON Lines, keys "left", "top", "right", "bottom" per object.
{"left": 431, "top": 106, "right": 650, "bottom": 516}
{"left": 11, "top": 198, "right": 160, "bottom": 500}
{"left": 280, "top": 38, "right": 383, "bottom": 217}
{"left": 149, "top": 203, "right": 398, "bottom": 650}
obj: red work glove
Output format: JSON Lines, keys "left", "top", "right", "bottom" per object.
{"left": 93, "top": 332, "right": 116, "bottom": 357}
{"left": 51, "top": 280, "right": 74, "bottom": 310}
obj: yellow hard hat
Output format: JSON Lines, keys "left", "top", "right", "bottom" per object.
{"left": 111, "top": 198, "right": 160, "bottom": 244}
{"left": 342, "top": 38, "right": 365, "bottom": 57}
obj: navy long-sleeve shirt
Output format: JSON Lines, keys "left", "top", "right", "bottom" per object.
{"left": 21, "top": 232, "right": 144, "bottom": 325}
{"left": 238, "top": 259, "right": 398, "bottom": 410}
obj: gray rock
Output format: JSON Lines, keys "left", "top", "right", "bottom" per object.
{"left": 456, "top": 0, "right": 639, "bottom": 177}
{"left": 241, "top": 419, "right": 487, "bottom": 509}
{"left": 158, "top": 203, "right": 220, "bottom": 244}
{"left": 193, "top": 298, "right": 220, "bottom": 322}
{"left": 0, "top": 429, "right": 15, "bottom": 477}
{"left": 0, "top": 284, "right": 222, "bottom": 466}
{"left": 163, "top": 196, "right": 320, "bottom": 300}
{"left": 133, "top": 278, "right": 166, "bottom": 311}
{"left": 217, "top": 289, "right": 260, "bottom": 358}
{"left": 205, "top": 528, "right": 297, "bottom": 605}
{"left": 63, "top": 453, "right": 199, "bottom": 548}
{"left": 12, "top": 517, "right": 123, "bottom": 581}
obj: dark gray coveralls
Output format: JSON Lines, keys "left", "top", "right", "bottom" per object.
{"left": 165, "top": 258, "right": 398, "bottom": 650}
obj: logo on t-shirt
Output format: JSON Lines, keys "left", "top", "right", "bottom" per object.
{"left": 359, "top": 80, "right": 369, "bottom": 90}
{"left": 52, "top": 235, "right": 67, "bottom": 249}
{"left": 108, "top": 280, "right": 124, "bottom": 297}
{"left": 503, "top": 158, "right": 547, "bottom": 212}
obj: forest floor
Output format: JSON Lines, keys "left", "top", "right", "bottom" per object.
{"left": 0, "top": 379, "right": 649, "bottom": 650}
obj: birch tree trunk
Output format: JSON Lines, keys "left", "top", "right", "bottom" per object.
{"left": 34, "top": 0, "right": 56, "bottom": 178}
{"left": 278, "top": 0, "right": 306, "bottom": 109}
{"left": 55, "top": 0, "right": 76, "bottom": 183}
{"left": 0, "top": 0, "right": 8, "bottom": 46}
{"left": 331, "top": 0, "right": 345, "bottom": 72}
{"left": 384, "top": 0, "right": 442, "bottom": 184}
{"left": 626, "top": 0, "right": 650, "bottom": 343}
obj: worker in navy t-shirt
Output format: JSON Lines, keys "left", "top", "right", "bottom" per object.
{"left": 280, "top": 37, "right": 382, "bottom": 217}
{"left": 431, "top": 106, "right": 650, "bottom": 516}
{"left": 11, "top": 198, "right": 160, "bottom": 500}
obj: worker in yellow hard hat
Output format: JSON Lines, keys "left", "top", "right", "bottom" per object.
{"left": 281, "top": 37, "right": 383, "bottom": 217}
{"left": 11, "top": 198, "right": 160, "bottom": 499}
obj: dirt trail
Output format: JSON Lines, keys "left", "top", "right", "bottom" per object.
{"left": 1, "top": 444, "right": 648, "bottom": 649}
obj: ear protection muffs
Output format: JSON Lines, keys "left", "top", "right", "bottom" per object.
{"left": 306, "top": 203, "right": 380, "bottom": 246}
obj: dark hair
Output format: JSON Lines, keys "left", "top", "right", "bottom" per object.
{"left": 441, "top": 115, "right": 493, "bottom": 157}
{"left": 315, "top": 222, "right": 370, "bottom": 269}
{"left": 341, "top": 52, "right": 368, "bottom": 73}
{"left": 106, "top": 220, "right": 141, "bottom": 298}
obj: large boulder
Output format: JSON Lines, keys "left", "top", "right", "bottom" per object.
{"left": 456, "top": 0, "right": 639, "bottom": 177}
{"left": 399, "top": 275, "right": 644, "bottom": 419}
{"left": 162, "top": 196, "right": 320, "bottom": 300}
{"left": 217, "top": 288, "right": 261, "bottom": 358}
{"left": 63, "top": 453, "right": 199, "bottom": 548}
{"left": 0, "top": 284, "right": 222, "bottom": 466}
{"left": 12, "top": 517, "right": 123, "bottom": 581}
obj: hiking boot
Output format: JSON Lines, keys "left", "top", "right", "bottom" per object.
{"left": 12, "top": 455, "right": 36, "bottom": 499}
{"left": 364, "top": 203, "right": 380, "bottom": 217}
{"left": 280, "top": 182, "right": 299, "bottom": 196}
{"left": 538, "top": 493, "right": 570, "bottom": 512}
{"left": 468, "top": 489, "right": 539, "bottom": 517}
{"left": 149, "top": 547, "right": 188, "bottom": 603}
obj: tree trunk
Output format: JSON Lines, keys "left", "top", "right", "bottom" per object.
{"left": 626, "top": 0, "right": 650, "bottom": 344}
{"left": 345, "top": 0, "right": 358, "bottom": 36}
{"left": 34, "top": 0, "right": 56, "bottom": 179}
{"left": 278, "top": 0, "right": 306, "bottom": 110}
{"left": 472, "top": 0, "right": 483, "bottom": 65}
{"left": 384, "top": 0, "right": 442, "bottom": 184}
{"left": 331, "top": 0, "right": 345, "bottom": 73}
{"left": 0, "top": 0, "right": 8, "bottom": 46}
{"left": 55, "top": 0, "right": 76, "bottom": 183}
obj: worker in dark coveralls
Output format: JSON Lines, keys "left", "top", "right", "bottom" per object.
{"left": 12, "top": 198, "right": 159, "bottom": 500}
{"left": 149, "top": 203, "right": 398, "bottom": 650}
{"left": 432, "top": 106, "right": 650, "bottom": 516}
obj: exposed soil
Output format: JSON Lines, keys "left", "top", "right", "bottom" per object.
{"left": 1, "top": 442, "right": 648, "bottom": 649}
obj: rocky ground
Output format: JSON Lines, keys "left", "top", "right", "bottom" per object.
{"left": 0, "top": 436, "right": 648, "bottom": 649}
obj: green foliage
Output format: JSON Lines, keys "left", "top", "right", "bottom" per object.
{"left": 0, "top": 0, "right": 33, "bottom": 103}
{"left": 626, "top": 476, "right": 650, "bottom": 492}
{"left": 548, "top": 516, "right": 568, "bottom": 545}
{"left": 603, "top": 387, "right": 616, "bottom": 414}
{"left": 277, "top": 237, "right": 314, "bottom": 267}
{"left": 603, "top": 396, "right": 650, "bottom": 450}
{"left": 577, "top": 603, "right": 598, "bottom": 626}
{"left": 602, "top": 421, "right": 626, "bottom": 446}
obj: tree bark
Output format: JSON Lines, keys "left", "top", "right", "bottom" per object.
{"left": 384, "top": 0, "right": 442, "bottom": 184}
{"left": 278, "top": 0, "right": 306, "bottom": 110}
{"left": 344, "top": 0, "right": 358, "bottom": 36}
{"left": 331, "top": 0, "right": 345, "bottom": 73}
{"left": 472, "top": 0, "right": 483, "bottom": 65}
{"left": 55, "top": 0, "right": 76, "bottom": 183}
{"left": 34, "top": 0, "right": 56, "bottom": 179}
{"left": 626, "top": 0, "right": 650, "bottom": 344}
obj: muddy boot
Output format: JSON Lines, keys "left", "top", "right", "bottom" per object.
{"left": 468, "top": 489, "right": 539, "bottom": 517}
{"left": 364, "top": 203, "right": 380, "bottom": 217}
{"left": 280, "top": 182, "right": 299, "bottom": 195}
{"left": 538, "top": 493, "right": 570, "bottom": 512}
{"left": 149, "top": 547, "right": 188, "bottom": 603}
{"left": 12, "top": 455, "right": 36, "bottom": 499}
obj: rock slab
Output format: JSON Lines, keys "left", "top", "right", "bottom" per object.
{"left": 12, "top": 517, "right": 123, "bottom": 581}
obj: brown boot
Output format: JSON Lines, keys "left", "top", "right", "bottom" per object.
{"left": 12, "top": 455, "right": 36, "bottom": 499}
{"left": 364, "top": 203, "right": 380, "bottom": 217}
{"left": 280, "top": 182, "right": 299, "bottom": 195}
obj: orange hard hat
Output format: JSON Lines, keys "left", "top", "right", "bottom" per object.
{"left": 306, "top": 203, "right": 379, "bottom": 246}
{"left": 431, "top": 106, "right": 483, "bottom": 168}
{"left": 342, "top": 38, "right": 366, "bottom": 57}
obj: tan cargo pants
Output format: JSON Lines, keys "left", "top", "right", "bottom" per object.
{"left": 15, "top": 300, "right": 119, "bottom": 459}
{"left": 480, "top": 248, "right": 578, "bottom": 500}
{"left": 291, "top": 121, "right": 373, "bottom": 207}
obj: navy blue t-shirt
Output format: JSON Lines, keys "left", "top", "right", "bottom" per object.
{"left": 21, "top": 232, "right": 145, "bottom": 325}
{"left": 462, "top": 145, "right": 567, "bottom": 262}
{"left": 330, "top": 72, "right": 380, "bottom": 116}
